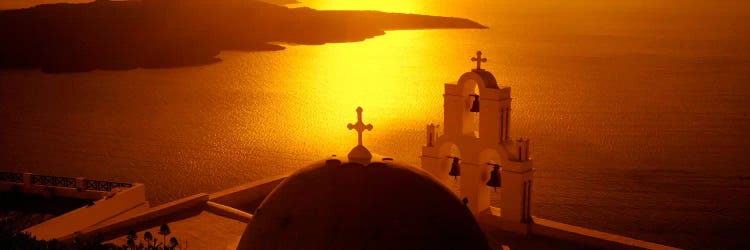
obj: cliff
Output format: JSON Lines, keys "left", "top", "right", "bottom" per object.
{"left": 0, "top": 0, "right": 486, "bottom": 72}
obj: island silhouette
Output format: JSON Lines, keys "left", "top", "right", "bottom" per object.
{"left": 0, "top": 0, "right": 486, "bottom": 73}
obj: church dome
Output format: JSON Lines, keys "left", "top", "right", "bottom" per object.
{"left": 237, "top": 157, "right": 491, "bottom": 250}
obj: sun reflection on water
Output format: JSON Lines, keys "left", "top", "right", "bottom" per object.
{"left": 284, "top": 34, "right": 439, "bottom": 152}
{"left": 248, "top": 29, "right": 479, "bottom": 160}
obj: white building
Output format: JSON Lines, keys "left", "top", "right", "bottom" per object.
{"left": 421, "top": 51, "right": 534, "bottom": 234}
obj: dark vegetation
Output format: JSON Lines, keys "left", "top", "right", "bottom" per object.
{"left": 0, "top": 0, "right": 486, "bottom": 73}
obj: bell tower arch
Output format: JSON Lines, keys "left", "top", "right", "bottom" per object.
{"left": 421, "top": 51, "right": 534, "bottom": 234}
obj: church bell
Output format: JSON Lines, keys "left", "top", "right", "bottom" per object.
{"left": 448, "top": 157, "right": 461, "bottom": 179}
{"left": 486, "top": 163, "right": 501, "bottom": 190}
{"left": 469, "top": 94, "right": 480, "bottom": 113}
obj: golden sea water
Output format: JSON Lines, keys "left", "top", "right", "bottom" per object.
{"left": 1, "top": 0, "right": 750, "bottom": 248}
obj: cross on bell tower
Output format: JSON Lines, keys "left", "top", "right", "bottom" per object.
{"left": 471, "top": 50, "right": 487, "bottom": 71}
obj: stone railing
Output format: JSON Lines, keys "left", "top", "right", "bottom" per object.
{"left": 0, "top": 172, "right": 24, "bottom": 183}
{"left": 0, "top": 171, "right": 132, "bottom": 192}
{"left": 31, "top": 174, "right": 77, "bottom": 188}
{"left": 84, "top": 179, "right": 132, "bottom": 192}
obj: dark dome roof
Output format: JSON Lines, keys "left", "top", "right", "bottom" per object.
{"left": 237, "top": 158, "right": 491, "bottom": 250}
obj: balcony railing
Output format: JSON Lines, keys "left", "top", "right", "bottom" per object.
{"left": 0, "top": 171, "right": 133, "bottom": 192}
{"left": 31, "top": 174, "right": 77, "bottom": 188}
{"left": 85, "top": 179, "right": 132, "bottom": 192}
{"left": 0, "top": 172, "right": 23, "bottom": 183}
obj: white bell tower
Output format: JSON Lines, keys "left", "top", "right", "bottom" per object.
{"left": 421, "top": 51, "right": 534, "bottom": 234}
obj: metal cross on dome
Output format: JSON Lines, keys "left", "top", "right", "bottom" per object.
{"left": 347, "top": 107, "right": 373, "bottom": 146}
{"left": 471, "top": 50, "right": 487, "bottom": 71}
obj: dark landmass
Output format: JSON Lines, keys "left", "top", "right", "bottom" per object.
{"left": 259, "top": 0, "right": 300, "bottom": 5}
{"left": 0, "top": 0, "right": 486, "bottom": 73}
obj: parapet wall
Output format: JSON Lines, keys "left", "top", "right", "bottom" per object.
{"left": 478, "top": 208, "right": 677, "bottom": 249}
{"left": 209, "top": 174, "right": 287, "bottom": 213}
{"left": 59, "top": 193, "right": 210, "bottom": 244}
{"left": 529, "top": 217, "right": 679, "bottom": 250}
{"left": 0, "top": 171, "right": 147, "bottom": 241}
{"left": 24, "top": 183, "right": 148, "bottom": 240}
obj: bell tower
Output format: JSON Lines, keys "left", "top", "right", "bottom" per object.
{"left": 421, "top": 51, "right": 534, "bottom": 234}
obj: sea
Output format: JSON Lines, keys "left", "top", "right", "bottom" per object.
{"left": 1, "top": 0, "right": 749, "bottom": 249}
